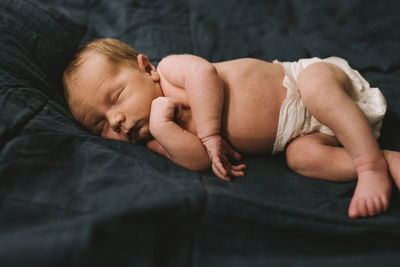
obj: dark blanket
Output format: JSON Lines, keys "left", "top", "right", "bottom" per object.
{"left": 1, "top": 0, "right": 400, "bottom": 266}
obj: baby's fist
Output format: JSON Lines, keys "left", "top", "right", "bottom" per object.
{"left": 150, "top": 97, "right": 183, "bottom": 123}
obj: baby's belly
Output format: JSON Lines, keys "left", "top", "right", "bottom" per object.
{"left": 222, "top": 116, "right": 279, "bottom": 155}
{"left": 217, "top": 59, "right": 286, "bottom": 155}
{"left": 221, "top": 85, "right": 285, "bottom": 155}
{"left": 176, "top": 107, "right": 278, "bottom": 155}
{"left": 176, "top": 60, "right": 286, "bottom": 155}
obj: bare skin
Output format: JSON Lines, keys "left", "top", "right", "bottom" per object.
{"left": 289, "top": 62, "right": 394, "bottom": 219}
{"left": 158, "top": 57, "right": 400, "bottom": 219}
{"left": 65, "top": 47, "right": 400, "bottom": 219}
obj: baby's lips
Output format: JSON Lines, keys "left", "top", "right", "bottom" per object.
{"left": 131, "top": 123, "right": 151, "bottom": 144}
{"left": 128, "top": 122, "right": 140, "bottom": 143}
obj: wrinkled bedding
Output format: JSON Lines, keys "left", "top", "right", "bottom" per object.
{"left": 1, "top": 0, "right": 400, "bottom": 266}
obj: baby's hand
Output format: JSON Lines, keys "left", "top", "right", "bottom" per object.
{"left": 150, "top": 97, "right": 183, "bottom": 124}
{"left": 201, "top": 135, "right": 246, "bottom": 181}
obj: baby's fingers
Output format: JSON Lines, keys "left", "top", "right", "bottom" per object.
{"left": 211, "top": 157, "right": 231, "bottom": 181}
{"left": 212, "top": 165, "right": 231, "bottom": 181}
{"left": 230, "top": 164, "right": 247, "bottom": 171}
{"left": 229, "top": 169, "right": 245, "bottom": 177}
{"left": 228, "top": 147, "right": 242, "bottom": 162}
{"left": 227, "top": 163, "right": 246, "bottom": 178}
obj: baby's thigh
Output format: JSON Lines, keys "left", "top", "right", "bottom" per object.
{"left": 297, "top": 62, "right": 354, "bottom": 97}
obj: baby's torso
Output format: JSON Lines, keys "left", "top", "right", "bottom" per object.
{"left": 165, "top": 58, "right": 286, "bottom": 155}
{"left": 214, "top": 58, "right": 286, "bottom": 154}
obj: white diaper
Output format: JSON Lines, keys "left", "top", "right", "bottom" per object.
{"left": 272, "top": 57, "right": 387, "bottom": 154}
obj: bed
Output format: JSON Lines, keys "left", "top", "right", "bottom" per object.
{"left": 1, "top": 0, "right": 400, "bottom": 266}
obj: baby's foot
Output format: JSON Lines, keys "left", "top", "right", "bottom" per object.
{"left": 384, "top": 150, "right": 400, "bottom": 190}
{"left": 348, "top": 170, "right": 392, "bottom": 219}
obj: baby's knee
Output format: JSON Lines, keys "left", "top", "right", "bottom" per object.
{"left": 285, "top": 138, "right": 323, "bottom": 176}
{"left": 298, "top": 62, "right": 353, "bottom": 96}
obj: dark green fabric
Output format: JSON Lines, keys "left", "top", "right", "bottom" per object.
{"left": 1, "top": 0, "right": 400, "bottom": 266}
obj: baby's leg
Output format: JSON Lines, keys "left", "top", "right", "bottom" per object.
{"left": 296, "top": 62, "right": 392, "bottom": 218}
{"left": 286, "top": 132, "right": 356, "bottom": 182}
{"left": 286, "top": 132, "right": 398, "bottom": 218}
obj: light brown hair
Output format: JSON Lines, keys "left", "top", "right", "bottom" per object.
{"left": 63, "top": 38, "right": 140, "bottom": 103}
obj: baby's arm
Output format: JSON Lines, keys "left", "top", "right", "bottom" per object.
{"left": 157, "top": 55, "right": 246, "bottom": 180}
{"left": 158, "top": 55, "right": 222, "bottom": 139}
{"left": 148, "top": 97, "right": 211, "bottom": 172}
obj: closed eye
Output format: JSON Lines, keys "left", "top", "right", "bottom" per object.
{"left": 112, "top": 87, "right": 124, "bottom": 104}
{"left": 95, "top": 119, "right": 106, "bottom": 136}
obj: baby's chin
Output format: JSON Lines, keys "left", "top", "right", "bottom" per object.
{"left": 138, "top": 134, "right": 153, "bottom": 145}
{"left": 132, "top": 127, "right": 153, "bottom": 145}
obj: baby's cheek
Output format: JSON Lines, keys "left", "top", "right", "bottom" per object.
{"left": 103, "top": 128, "right": 123, "bottom": 141}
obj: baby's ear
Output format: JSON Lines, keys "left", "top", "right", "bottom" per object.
{"left": 137, "top": 54, "right": 159, "bottom": 81}
{"left": 137, "top": 54, "right": 154, "bottom": 74}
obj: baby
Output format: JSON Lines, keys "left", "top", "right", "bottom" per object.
{"left": 63, "top": 38, "right": 400, "bottom": 219}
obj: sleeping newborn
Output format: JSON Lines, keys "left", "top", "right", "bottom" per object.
{"left": 63, "top": 38, "right": 400, "bottom": 219}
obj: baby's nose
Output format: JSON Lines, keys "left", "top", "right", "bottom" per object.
{"left": 108, "top": 112, "right": 125, "bottom": 132}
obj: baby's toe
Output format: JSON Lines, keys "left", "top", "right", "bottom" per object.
{"left": 367, "top": 198, "right": 377, "bottom": 216}
{"left": 357, "top": 199, "right": 369, "bottom": 217}
{"left": 381, "top": 195, "right": 389, "bottom": 211}
{"left": 373, "top": 196, "right": 383, "bottom": 214}
{"left": 349, "top": 199, "right": 361, "bottom": 219}
{"left": 348, "top": 205, "right": 356, "bottom": 219}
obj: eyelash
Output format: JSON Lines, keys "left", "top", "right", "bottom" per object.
{"left": 96, "top": 119, "right": 106, "bottom": 135}
{"left": 113, "top": 88, "right": 124, "bottom": 104}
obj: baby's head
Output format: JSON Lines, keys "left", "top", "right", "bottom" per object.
{"left": 63, "top": 38, "right": 163, "bottom": 144}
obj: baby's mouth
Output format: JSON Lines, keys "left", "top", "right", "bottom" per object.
{"left": 128, "top": 120, "right": 150, "bottom": 144}
{"left": 128, "top": 124, "right": 139, "bottom": 143}
{"left": 127, "top": 127, "right": 134, "bottom": 143}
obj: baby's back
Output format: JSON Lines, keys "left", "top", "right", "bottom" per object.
{"left": 213, "top": 58, "right": 286, "bottom": 154}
